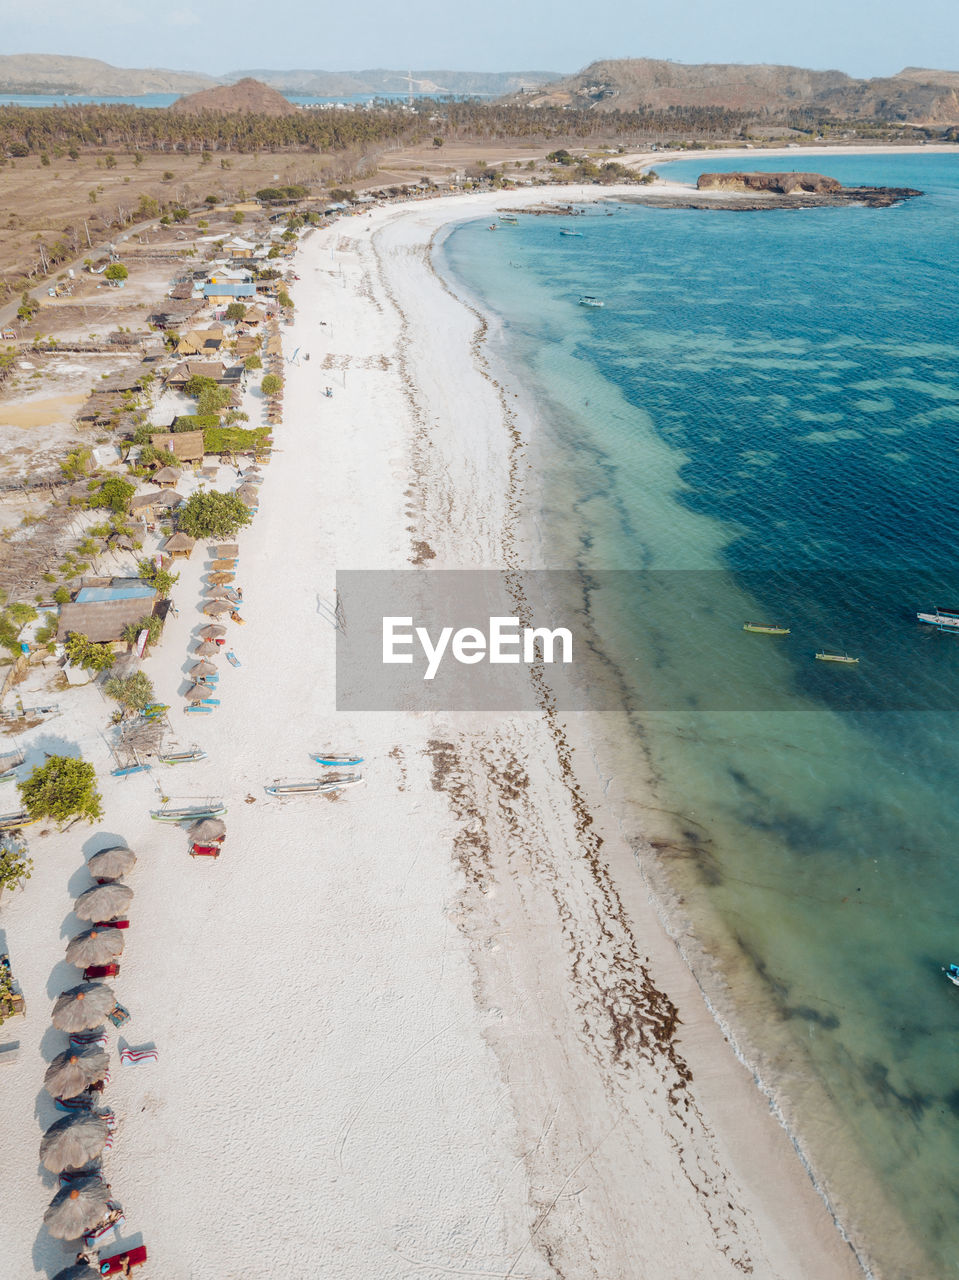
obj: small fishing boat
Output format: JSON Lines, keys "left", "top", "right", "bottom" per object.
{"left": 0, "top": 748, "right": 24, "bottom": 783}
{"left": 184, "top": 705, "right": 214, "bottom": 715}
{"left": 578, "top": 295, "right": 604, "bottom": 308}
{"left": 499, "top": 214, "right": 518, "bottom": 225}
{"left": 0, "top": 809, "right": 31, "bottom": 830}
{"left": 158, "top": 747, "right": 207, "bottom": 766}
{"left": 266, "top": 773, "right": 364, "bottom": 797}
{"left": 150, "top": 800, "right": 226, "bottom": 822}
{"left": 743, "top": 623, "right": 790, "bottom": 635}
{"left": 917, "top": 607, "right": 959, "bottom": 631}
{"left": 944, "top": 963, "right": 959, "bottom": 987}
{"left": 111, "top": 763, "right": 151, "bottom": 778}
{"left": 312, "top": 753, "right": 365, "bottom": 767}
{"left": 560, "top": 228, "right": 583, "bottom": 237}
{"left": 141, "top": 704, "right": 170, "bottom": 720}
{"left": 815, "top": 651, "right": 860, "bottom": 664}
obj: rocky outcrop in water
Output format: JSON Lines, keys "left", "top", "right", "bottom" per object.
{"left": 697, "top": 171, "right": 842, "bottom": 194}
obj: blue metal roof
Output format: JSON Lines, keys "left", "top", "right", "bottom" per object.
{"left": 75, "top": 583, "right": 155, "bottom": 603}
{"left": 203, "top": 282, "right": 255, "bottom": 297}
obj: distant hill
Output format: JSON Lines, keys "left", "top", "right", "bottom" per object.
{"left": 0, "top": 55, "right": 562, "bottom": 101}
{"left": 515, "top": 59, "right": 959, "bottom": 123}
{"left": 0, "top": 53, "right": 216, "bottom": 95}
{"left": 227, "top": 68, "right": 564, "bottom": 98}
{"left": 169, "top": 77, "right": 298, "bottom": 116}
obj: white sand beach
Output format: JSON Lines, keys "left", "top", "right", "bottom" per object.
{"left": 0, "top": 183, "right": 882, "bottom": 1278}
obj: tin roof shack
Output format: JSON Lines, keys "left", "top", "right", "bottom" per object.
{"left": 57, "top": 580, "right": 158, "bottom": 643}
{"left": 203, "top": 281, "right": 256, "bottom": 305}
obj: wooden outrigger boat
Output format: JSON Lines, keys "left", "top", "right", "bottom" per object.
{"left": 266, "top": 773, "right": 364, "bottom": 797}
{"left": 578, "top": 295, "right": 603, "bottom": 307}
{"left": 499, "top": 213, "right": 519, "bottom": 225}
{"left": 312, "top": 753, "right": 365, "bottom": 767}
{"left": 111, "top": 763, "right": 151, "bottom": 778}
{"left": 150, "top": 799, "right": 226, "bottom": 822}
{"left": 743, "top": 622, "right": 790, "bottom": 635}
{"left": 0, "top": 810, "right": 31, "bottom": 830}
{"left": 917, "top": 606, "right": 959, "bottom": 631}
{"left": 158, "top": 747, "right": 207, "bottom": 766}
{"left": 815, "top": 651, "right": 860, "bottom": 664}
{"left": 0, "top": 748, "right": 25, "bottom": 783}
{"left": 560, "top": 228, "right": 584, "bottom": 237}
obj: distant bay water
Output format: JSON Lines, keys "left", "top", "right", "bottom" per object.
{"left": 440, "top": 153, "right": 959, "bottom": 1279}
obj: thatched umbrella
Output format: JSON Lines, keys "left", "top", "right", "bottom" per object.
{"left": 152, "top": 465, "right": 181, "bottom": 486}
{"left": 209, "top": 571, "right": 235, "bottom": 585}
{"left": 65, "top": 927, "right": 124, "bottom": 968}
{"left": 199, "top": 624, "right": 227, "bottom": 639}
{"left": 210, "top": 559, "right": 236, "bottom": 571}
{"left": 190, "top": 816, "right": 226, "bottom": 841}
{"left": 214, "top": 543, "right": 239, "bottom": 558}
{"left": 41, "top": 1111, "right": 110, "bottom": 1173}
{"left": 195, "top": 640, "right": 219, "bottom": 656}
{"left": 74, "top": 882, "right": 133, "bottom": 922}
{"left": 185, "top": 682, "right": 212, "bottom": 702}
{"left": 87, "top": 846, "right": 136, "bottom": 880}
{"left": 203, "top": 600, "right": 233, "bottom": 616}
{"left": 51, "top": 983, "right": 116, "bottom": 1033}
{"left": 44, "top": 1047, "right": 109, "bottom": 1100}
{"left": 237, "top": 489, "right": 258, "bottom": 509}
{"left": 44, "top": 1177, "right": 112, "bottom": 1239}
{"left": 204, "top": 585, "right": 234, "bottom": 600}
{"left": 190, "top": 660, "right": 217, "bottom": 678}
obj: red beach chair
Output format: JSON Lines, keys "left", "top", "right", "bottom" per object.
{"left": 99, "top": 1244, "right": 147, "bottom": 1274}
{"left": 191, "top": 843, "right": 221, "bottom": 858}
{"left": 95, "top": 919, "right": 129, "bottom": 930}
{"left": 84, "top": 963, "right": 120, "bottom": 981}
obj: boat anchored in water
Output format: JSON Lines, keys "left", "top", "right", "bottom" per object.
{"left": 944, "top": 963, "right": 959, "bottom": 987}
{"left": 579, "top": 295, "right": 604, "bottom": 308}
{"left": 815, "top": 651, "right": 860, "bottom": 664}
{"left": 917, "top": 606, "right": 959, "bottom": 631}
{"left": 560, "top": 228, "right": 584, "bottom": 237}
{"left": 743, "top": 622, "right": 790, "bottom": 635}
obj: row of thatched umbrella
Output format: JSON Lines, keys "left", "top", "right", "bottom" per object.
{"left": 41, "top": 1110, "right": 110, "bottom": 1172}
{"left": 200, "top": 623, "right": 227, "bottom": 639}
{"left": 204, "top": 585, "right": 237, "bottom": 601}
{"left": 203, "top": 600, "right": 233, "bottom": 617}
{"left": 66, "top": 927, "right": 124, "bottom": 968}
{"left": 88, "top": 845, "right": 136, "bottom": 881}
{"left": 195, "top": 640, "right": 219, "bottom": 656}
{"left": 44, "top": 1176, "right": 113, "bottom": 1240}
{"left": 52, "top": 981, "right": 116, "bottom": 1032}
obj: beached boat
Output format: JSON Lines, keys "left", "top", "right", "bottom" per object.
{"left": 560, "top": 228, "right": 584, "bottom": 237}
{"left": 266, "top": 774, "right": 364, "bottom": 797}
{"left": 917, "top": 607, "right": 959, "bottom": 631}
{"left": 815, "top": 651, "right": 860, "bottom": 664}
{"left": 111, "top": 763, "right": 151, "bottom": 778}
{"left": 579, "top": 295, "right": 604, "bottom": 307}
{"left": 158, "top": 747, "right": 207, "bottom": 766}
{"left": 0, "top": 810, "right": 31, "bottom": 830}
{"left": 743, "top": 623, "right": 790, "bottom": 635}
{"left": 0, "top": 749, "right": 24, "bottom": 783}
{"left": 944, "top": 963, "right": 959, "bottom": 987}
{"left": 312, "top": 754, "right": 365, "bottom": 767}
{"left": 150, "top": 800, "right": 226, "bottom": 822}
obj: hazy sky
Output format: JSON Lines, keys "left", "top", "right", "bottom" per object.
{"left": 5, "top": 0, "right": 958, "bottom": 78}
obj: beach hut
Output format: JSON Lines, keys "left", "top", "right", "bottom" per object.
{"left": 195, "top": 640, "right": 219, "bottom": 656}
{"left": 74, "top": 881, "right": 133, "bottom": 922}
{"left": 151, "top": 430, "right": 205, "bottom": 467}
{"left": 190, "top": 660, "right": 217, "bottom": 678}
{"left": 51, "top": 983, "right": 117, "bottom": 1033}
{"left": 164, "top": 532, "right": 196, "bottom": 561}
{"left": 203, "top": 600, "right": 233, "bottom": 616}
{"left": 65, "top": 928, "right": 124, "bottom": 968}
{"left": 199, "top": 624, "right": 227, "bottom": 639}
{"left": 44, "top": 1178, "right": 113, "bottom": 1239}
{"left": 87, "top": 846, "right": 137, "bottom": 881}
{"left": 40, "top": 1112, "right": 110, "bottom": 1173}
{"left": 44, "top": 1047, "right": 109, "bottom": 1099}
{"left": 152, "top": 466, "right": 182, "bottom": 489}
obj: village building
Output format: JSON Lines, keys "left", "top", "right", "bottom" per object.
{"left": 203, "top": 281, "right": 257, "bottom": 305}
{"left": 56, "top": 579, "right": 158, "bottom": 644}
{"left": 175, "top": 327, "right": 225, "bottom": 357}
{"left": 150, "top": 430, "right": 205, "bottom": 466}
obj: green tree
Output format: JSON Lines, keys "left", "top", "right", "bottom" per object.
{"left": 260, "top": 373, "right": 282, "bottom": 398}
{"left": 244, "top": 354, "right": 262, "bottom": 371}
{"left": 232, "top": 211, "right": 245, "bottom": 224}
{"left": 276, "top": 290, "right": 293, "bottom": 310}
{"left": 120, "top": 612, "right": 164, "bottom": 647}
{"left": 0, "top": 601, "right": 38, "bottom": 658}
{"left": 225, "top": 302, "right": 247, "bottom": 321}
{"left": 432, "top": 136, "right": 444, "bottom": 148}
{"left": 64, "top": 632, "right": 115, "bottom": 672}
{"left": 20, "top": 755, "right": 103, "bottom": 826}
{"left": 88, "top": 475, "right": 135, "bottom": 513}
{"left": 104, "top": 263, "right": 128, "bottom": 283}
{"left": 104, "top": 670, "right": 156, "bottom": 711}
{"left": 0, "top": 842, "right": 33, "bottom": 902}
{"left": 177, "top": 490, "right": 252, "bottom": 540}
{"left": 136, "top": 559, "right": 179, "bottom": 598}
{"left": 104, "top": 153, "right": 117, "bottom": 169}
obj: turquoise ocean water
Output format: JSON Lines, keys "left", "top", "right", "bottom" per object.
{"left": 440, "top": 153, "right": 959, "bottom": 1279}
